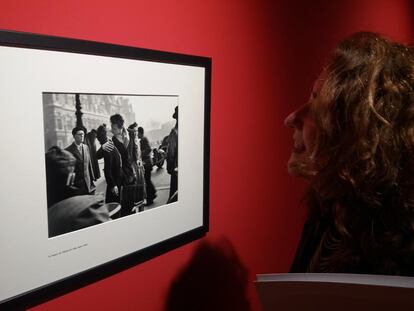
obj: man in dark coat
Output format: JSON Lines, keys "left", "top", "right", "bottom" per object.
{"left": 109, "top": 114, "right": 137, "bottom": 216}
{"left": 167, "top": 106, "right": 178, "bottom": 203}
{"left": 65, "top": 126, "right": 96, "bottom": 195}
{"left": 138, "top": 126, "right": 157, "bottom": 205}
{"left": 96, "top": 125, "right": 122, "bottom": 205}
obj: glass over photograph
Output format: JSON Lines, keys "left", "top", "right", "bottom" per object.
{"left": 43, "top": 93, "right": 179, "bottom": 238}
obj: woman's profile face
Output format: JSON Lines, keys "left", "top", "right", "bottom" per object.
{"left": 284, "top": 79, "right": 322, "bottom": 177}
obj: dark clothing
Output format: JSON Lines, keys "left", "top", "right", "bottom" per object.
{"left": 168, "top": 171, "right": 178, "bottom": 203}
{"left": 140, "top": 136, "right": 156, "bottom": 202}
{"left": 127, "top": 136, "right": 147, "bottom": 200}
{"left": 144, "top": 163, "right": 156, "bottom": 202}
{"left": 101, "top": 147, "right": 123, "bottom": 204}
{"left": 167, "top": 126, "right": 178, "bottom": 202}
{"left": 290, "top": 216, "right": 414, "bottom": 275}
{"left": 46, "top": 184, "right": 79, "bottom": 208}
{"left": 96, "top": 138, "right": 136, "bottom": 216}
{"left": 290, "top": 218, "right": 329, "bottom": 273}
{"left": 140, "top": 136, "right": 152, "bottom": 166}
{"left": 48, "top": 195, "right": 110, "bottom": 237}
{"left": 65, "top": 142, "right": 95, "bottom": 194}
{"left": 167, "top": 127, "right": 178, "bottom": 174}
{"left": 113, "top": 137, "right": 135, "bottom": 185}
{"left": 85, "top": 133, "right": 101, "bottom": 180}
{"left": 113, "top": 137, "right": 136, "bottom": 216}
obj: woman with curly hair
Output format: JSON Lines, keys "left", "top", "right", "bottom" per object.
{"left": 286, "top": 32, "right": 414, "bottom": 275}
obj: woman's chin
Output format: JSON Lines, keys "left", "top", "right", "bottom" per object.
{"left": 287, "top": 154, "right": 312, "bottom": 178}
{"left": 287, "top": 160, "right": 301, "bottom": 176}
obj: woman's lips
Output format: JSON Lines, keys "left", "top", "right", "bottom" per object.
{"left": 292, "top": 144, "right": 306, "bottom": 153}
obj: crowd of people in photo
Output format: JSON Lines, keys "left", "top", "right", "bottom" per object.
{"left": 46, "top": 106, "right": 178, "bottom": 237}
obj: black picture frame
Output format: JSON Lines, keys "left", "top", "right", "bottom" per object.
{"left": 0, "top": 30, "right": 210, "bottom": 309}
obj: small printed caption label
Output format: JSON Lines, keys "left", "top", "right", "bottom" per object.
{"left": 48, "top": 243, "right": 88, "bottom": 258}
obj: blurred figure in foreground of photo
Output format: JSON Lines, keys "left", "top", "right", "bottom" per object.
{"left": 46, "top": 146, "right": 110, "bottom": 237}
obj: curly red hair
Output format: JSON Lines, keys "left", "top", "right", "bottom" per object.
{"left": 304, "top": 32, "right": 414, "bottom": 274}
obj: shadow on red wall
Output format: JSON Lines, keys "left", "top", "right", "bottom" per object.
{"left": 165, "top": 238, "right": 251, "bottom": 311}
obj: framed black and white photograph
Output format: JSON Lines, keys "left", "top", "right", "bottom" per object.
{"left": 0, "top": 30, "right": 210, "bottom": 308}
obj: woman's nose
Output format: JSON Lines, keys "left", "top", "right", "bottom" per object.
{"left": 284, "top": 110, "right": 296, "bottom": 128}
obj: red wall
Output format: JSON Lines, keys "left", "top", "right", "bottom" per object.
{"left": 0, "top": 0, "right": 412, "bottom": 310}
